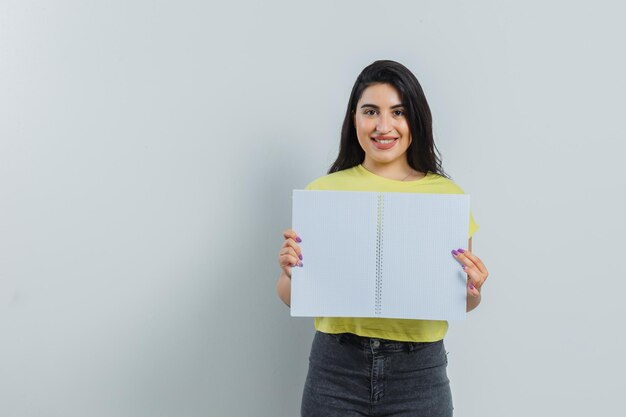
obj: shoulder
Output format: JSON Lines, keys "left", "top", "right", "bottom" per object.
{"left": 422, "top": 173, "right": 468, "bottom": 194}
{"left": 428, "top": 174, "right": 479, "bottom": 235}
{"left": 304, "top": 166, "right": 361, "bottom": 190}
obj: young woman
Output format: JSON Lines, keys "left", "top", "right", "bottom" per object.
{"left": 276, "top": 60, "right": 489, "bottom": 417}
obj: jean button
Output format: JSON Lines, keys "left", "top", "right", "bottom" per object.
{"left": 372, "top": 339, "right": 380, "bottom": 348}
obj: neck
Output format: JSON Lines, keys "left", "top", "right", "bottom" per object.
{"left": 362, "top": 159, "right": 419, "bottom": 181}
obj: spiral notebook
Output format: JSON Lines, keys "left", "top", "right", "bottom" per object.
{"left": 290, "top": 190, "right": 470, "bottom": 321}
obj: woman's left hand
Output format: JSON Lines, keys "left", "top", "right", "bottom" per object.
{"left": 452, "top": 249, "right": 489, "bottom": 298}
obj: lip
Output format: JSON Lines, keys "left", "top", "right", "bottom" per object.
{"left": 370, "top": 136, "right": 398, "bottom": 150}
{"left": 371, "top": 136, "right": 398, "bottom": 140}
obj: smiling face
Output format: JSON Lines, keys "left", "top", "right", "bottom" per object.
{"left": 354, "top": 83, "right": 412, "bottom": 172}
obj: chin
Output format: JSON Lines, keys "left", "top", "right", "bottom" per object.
{"left": 371, "top": 155, "right": 403, "bottom": 164}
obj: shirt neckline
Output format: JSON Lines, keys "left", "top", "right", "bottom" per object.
{"left": 355, "top": 164, "right": 433, "bottom": 184}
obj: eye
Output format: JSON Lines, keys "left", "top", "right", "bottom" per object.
{"left": 393, "top": 109, "right": 405, "bottom": 117}
{"left": 363, "top": 109, "right": 378, "bottom": 116}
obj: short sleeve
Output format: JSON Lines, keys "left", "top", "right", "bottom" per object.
{"left": 442, "top": 178, "right": 478, "bottom": 239}
{"left": 469, "top": 211, "right": 479, "bottom": 238}
{"left": 304, "top": 179, "right": 320, "bottom": 190}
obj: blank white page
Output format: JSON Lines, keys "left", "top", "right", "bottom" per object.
{"left": 291, "top": 190, "right": 378, "bottom": 317}
{"left": 290, "top": 190, "right": 469, "bottom": 320}
{"left": 381, "top": 193, "right": 469, "bottom": 320}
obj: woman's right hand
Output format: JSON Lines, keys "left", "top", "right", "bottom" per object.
{"left": 278, "top": 228, "right": 303, "bottom": 278}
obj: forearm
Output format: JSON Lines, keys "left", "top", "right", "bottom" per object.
{"left": 276, "top": 270, "right": 292, "bottom": 307}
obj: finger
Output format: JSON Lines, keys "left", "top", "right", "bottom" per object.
{"left": 281, "top": 247, "right": 302, "bottom": 262}
{"left": 454, "top": 251, "right": 488, "bottom": 286}
{"left": 280, "top": 253, "right": 301, "bottom": 268}
{"left": 457, "top": 249, "right": 488, "bottom": 276}
{"left": 451, "top": 250, "right": 483, "bottom": 288}
{"left": 463, "top": 265, "right": 485, "bottom": 290}
{"left": 283, "top": 229, "right": 302, "bottom": 243}
{"left": 282, "top": 239, "right": 302, "bottom": 260}
{"left": 467, "top": 281, "right": 480, "bottom": 297}
{"left": 451, "top": 250, "right": 477, "bottom": 270}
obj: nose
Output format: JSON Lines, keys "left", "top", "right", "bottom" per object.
{"left": 376, "top": 112, "right": 392, "bottom": 133}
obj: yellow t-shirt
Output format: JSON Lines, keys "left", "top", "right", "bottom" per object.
{"left": 304, "top": 164, "right": 479, "bottom": 342}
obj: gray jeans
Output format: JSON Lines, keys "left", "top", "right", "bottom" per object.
{"left": 301, "top": 331, "right": 453, "bottom": 417}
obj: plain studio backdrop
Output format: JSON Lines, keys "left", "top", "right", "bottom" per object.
{"left": 1, "top": 1, "right": 624, "bottom": 416}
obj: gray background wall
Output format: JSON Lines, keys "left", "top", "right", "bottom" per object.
{"left": 1, "top": 1, "right": 624, "bottom": 416}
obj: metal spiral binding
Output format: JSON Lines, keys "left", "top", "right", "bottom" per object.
{"left": 375, "top": 193, "right": 384, "bottom": 315}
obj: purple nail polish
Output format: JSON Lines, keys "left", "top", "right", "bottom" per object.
{"left": 451, "top": 250, "right": 458, "bottom": 256}
{"left": 458, "top": 248, "right": 465, "bottom": 253}
{"left": 299, "top": 262, "right": 304, "bottom": 267}
{"left": 299, "top": 254, "right": 303, "bottom": 260}
{"left": 469, "top": 283, "right": 475, "bottom": 290}
{"left": 295, "top": 237, "right": 302, "bottom": 243}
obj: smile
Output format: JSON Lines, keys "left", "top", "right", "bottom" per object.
{"left": 371, "top": 137, "right": 399, "bottom": 150}
{"left": 371, "top": 137, "right": 398, "bottom": 144}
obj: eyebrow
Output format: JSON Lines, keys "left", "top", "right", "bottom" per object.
{"left": 360, "top": 103, "right": 405, "bottom": 109}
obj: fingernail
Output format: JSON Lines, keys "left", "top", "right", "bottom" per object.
{"left": 299, "top": 254, "right": 303, "bottom": 260}
{"left": 295, "top": 237, "right": 302, "bottom": 243}
{"left": 462, "top": 265, "right": 467, "bottom": 270}
{"left": 451, "top": 250, "right": 458, "bottom": 256}
{"left": 299, "top": 262, "right": 304, "bottom": 267}
{"left": 457, "top": 248, "right": 465, "bottom": 253}
{"left": 469, "top": 283, "right": 475, "bottom": 290}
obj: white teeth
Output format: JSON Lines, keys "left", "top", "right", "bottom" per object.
{"left": 376, "top": 139, "right": 395, "bottom": 144}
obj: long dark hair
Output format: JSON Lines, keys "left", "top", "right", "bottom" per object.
{"left": 328, "top": 60, "right": 447, "bottom": 178}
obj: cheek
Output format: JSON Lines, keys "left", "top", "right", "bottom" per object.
{"left": 401, "top": 124, "right": 411, "bottom": 140}
{"left": 354, "top": 119, "right": 371, "bottom": 137}
{"left": 355, "top": 120, "right": 376, "bottom": 137}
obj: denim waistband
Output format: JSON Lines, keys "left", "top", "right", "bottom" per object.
{"left": 326, "top": 331, "right": 441, "bottom": 353}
